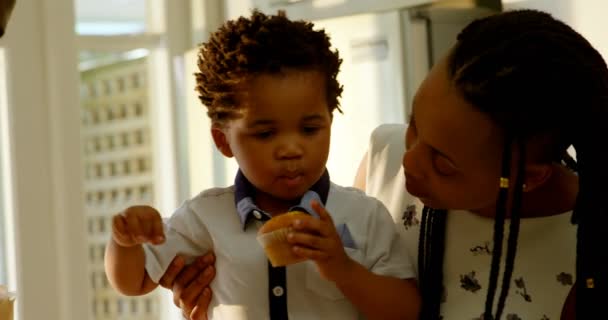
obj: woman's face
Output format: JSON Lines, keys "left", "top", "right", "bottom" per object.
{"left": 403, "top": 57, "right": 505, "bottom": 212}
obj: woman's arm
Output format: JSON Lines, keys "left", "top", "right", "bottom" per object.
{"left": 336, "top": 265, "right": 420, "bottom": 320}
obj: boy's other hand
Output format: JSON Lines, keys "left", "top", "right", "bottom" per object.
{"left": 287, "top": 200, "right": 355, "bottom": 283}
{"left": 111, "top": 205, "right": 165, "bottom": 247}
{"left": 159, "top": 254, "right": 216, "bottom": 320}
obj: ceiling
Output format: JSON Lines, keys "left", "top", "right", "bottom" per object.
{"left": 75, "top": 0, "right": 146, "bottom": 22}
{"left": 74, "top": 0, "right": 146, "bottom": 34}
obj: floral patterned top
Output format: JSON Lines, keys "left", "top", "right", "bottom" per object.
{"left": 365, "top": 124, "right": 576, "bottom": 319}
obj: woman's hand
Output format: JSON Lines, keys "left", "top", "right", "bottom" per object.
{"left": 158, "top": 253, "right": 216, "bottom": 320}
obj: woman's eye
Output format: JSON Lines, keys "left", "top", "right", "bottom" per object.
{"left": 405, "top": 127, "right": 417, "bottom": 150}
{"left": 433, "top": 154, "right": 458, "bottom": 176}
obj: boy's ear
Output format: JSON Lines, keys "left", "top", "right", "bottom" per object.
{"left": 211, "top": 124, "right": 233, "bottom": 158}
{"left": 522, "top": 163, "right": 553, "bottom": 192}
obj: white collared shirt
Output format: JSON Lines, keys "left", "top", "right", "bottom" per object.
{"left": 144, "top": 182, "right": 414, "bottom": 319}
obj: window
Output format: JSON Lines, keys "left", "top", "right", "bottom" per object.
{"left": 75, "top": 0, "right": 189, "bottom": 318}
{"left": 0, "top": 0, "right": 195, "bottom": 319}
{"left": 80, "top": 52, "right": 160, "bottom": 319}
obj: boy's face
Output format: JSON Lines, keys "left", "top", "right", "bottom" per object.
{"left": 213, "top": 70, "right": 332, "bottom": 204}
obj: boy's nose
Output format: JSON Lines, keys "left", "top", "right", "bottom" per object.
{"left": 277, "top": 139, "right": 303, "bottom": 159}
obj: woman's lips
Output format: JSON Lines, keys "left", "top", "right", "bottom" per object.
{"left": 405, "top": 174, "right": 429, "bottom": 198}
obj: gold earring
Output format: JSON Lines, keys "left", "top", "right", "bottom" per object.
{"left": 500, "top": 177, "right": 509, "bottom": 189}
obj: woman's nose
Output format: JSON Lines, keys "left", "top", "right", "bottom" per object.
{"left": 402, "top": 144, "right": 426, "bottom": 179}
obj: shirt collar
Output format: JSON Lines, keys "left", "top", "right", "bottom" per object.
{"left": 234, "top": 169, "right": 330, "bottom": 229}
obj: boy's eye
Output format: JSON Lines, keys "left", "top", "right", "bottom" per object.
{"left": 302, "top": 126, "right": 320, "bottom": 134}
{"left": 433, "top": 154, "right": 458, "bottom": 176}
{"left": 253, "top": 131, "right": 273, "bottom": 139}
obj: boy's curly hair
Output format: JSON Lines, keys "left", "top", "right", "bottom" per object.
{"left": 195, "top": 10, "right": 343, "bottom": 123}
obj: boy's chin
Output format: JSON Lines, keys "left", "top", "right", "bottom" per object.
{"left": 273, "top": 190, "right": 308, "bottom": 202}
{"left": 266, "top": 187, "right": 311, "bottom": 202}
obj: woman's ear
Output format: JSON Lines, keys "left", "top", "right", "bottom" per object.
{"left": 522, "top": 163, "right": 553, "bottom": 192}
{"left": 211, "top": 124, "right": 233, "bottom": 158}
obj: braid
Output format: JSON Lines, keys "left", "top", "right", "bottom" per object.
{"left": 430, "top": 209, "right": 447, "bottom": 316}
{"left": 418, "top": 206, "right": 430, "bottom": 289}
{"left": 573, "top": 116, "right": 608, "bottom": 317}
{"left": 418, "top": 207, "right": 447, "bottom": 319}
{"left": 483, "top": 135, "right": 513, "bottom": 319}
{"left": 495, "top": 140, "right": 526, "bottom": 319}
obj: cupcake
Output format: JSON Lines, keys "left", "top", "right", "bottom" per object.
{"left": 257, "top": 210, "right": 309, "bottom": 267}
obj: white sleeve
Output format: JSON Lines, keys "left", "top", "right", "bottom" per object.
{"left": 143, "top": 201, "right": 213, "bottom": 283}
{"left": 366, "top": 123, "right": 407, "bottom": 196}
{"left": 365, "top": 124, "right": 415, "bottom": 224}
{"left": 365, "top": 199, "right": 416, "bottom": 280}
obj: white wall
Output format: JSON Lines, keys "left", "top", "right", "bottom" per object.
{"left": 226, "top": 0, "right": 608, "bottom": 64}
{"left": 314, "top": 11, "right": 408, "bottom": 186}
{"left": 568, "top": 1, "right": 608, "bottom": 59}
{"left": 225, "top": 0, "right": 256, "bottom": 20}
{"left": 503, "top": 0, "right": 608, "bottom": 60}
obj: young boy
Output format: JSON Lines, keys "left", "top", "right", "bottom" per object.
{"left": 104, "top": 10, "right": 420, "bottom": 320}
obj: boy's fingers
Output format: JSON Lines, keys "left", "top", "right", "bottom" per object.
{"left": 292, "top": 215, "right": 333, "bottom": 238}
{"left": 310, "top": 201, "right": 336, "bottom": 236}
{"left": 292, "top": 245, "right": 328, "bottom": 261}
{"left": 151, "top": 217, "right": 165, "bottom": 244}
{"left": 287, "top": 232, "right": 326, "bottom": 251}
{"left": 291, "top": 215, "right": 322, "bottom": 233}
{"left": 124, "top": 212, "right": 145, "bottom": 241}
{"left": 112, "top": 214, "right": 127, "bottom": 235}
{"left": 111, "top": 215, "right": 137, "bottom": 246}
{"left": 158, "top": 255, "right": 185, "bottom": 289}
{"left": 311, "top": 200, "right": 333, "bottom": 224}
{"left": 137, "top": 210, "right": 163, "bottom": 242}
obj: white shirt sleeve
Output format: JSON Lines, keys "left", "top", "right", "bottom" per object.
{"left": 364, "top": 199, "right": 416, "bottom": 280}
{"left": 365, "top": 124, "right": 414, "bottom": 225}
{"left": 143, "top": 201, "right": 213, "bottom": 283}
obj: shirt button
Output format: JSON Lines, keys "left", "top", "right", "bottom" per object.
{"left": 253, "top": 210, "right": 263, "bottom": 219}
{"left": 272, "top": 286, "right": 284, "bottom": 297}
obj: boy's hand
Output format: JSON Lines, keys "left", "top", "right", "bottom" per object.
{"left": 111, "top": 205, "right": 165, "bottom": 247}
{"left": 287, "top": 200, "right": 355, "bottom": 283}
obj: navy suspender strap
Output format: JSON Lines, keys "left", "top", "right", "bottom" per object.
{"left": 268, "top": 263, "right": 288, "bottom": 319}
{"left": 258, "top": 214, "right": 288, "bottom": 319}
